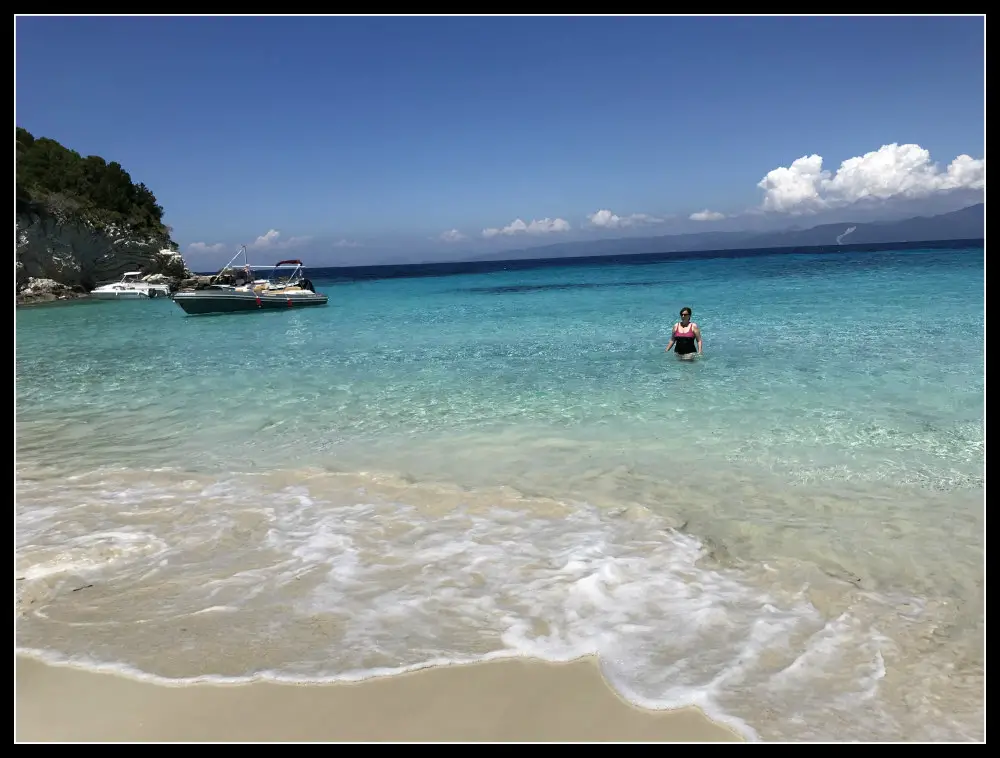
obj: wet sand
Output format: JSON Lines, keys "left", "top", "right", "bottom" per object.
{"left": 15, "top": 654, "right": 745, "bottom": 742}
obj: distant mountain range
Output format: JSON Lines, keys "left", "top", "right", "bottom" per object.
{"left": 472, "top": 203, "right": 985, "bottom": 262}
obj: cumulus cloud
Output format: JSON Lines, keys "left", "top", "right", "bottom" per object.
{"left": 482, "top": 217, "right": 571, "bottom": 238}
{"left": 587, "top": 209, "right": 664, "bottom": 228}
{"left": 689, "top": 209, "right": 726, "bottom": 221}
{"left": 439, "top": 229, "right": 466, "bottom": 242}
{"left": 187, "top": 241, "right": 228, "bottom": 254}
{"left": 333, "top": 238, "right": 361, "bottom": 248}
{"left": 248, "top": 229, "right": 313, "bottom": 250}
{"left": 757, "top": 143, "right": 985, "bottom": 214}
{"left": 187, "top": 229, "right": 312, "bottom": 257}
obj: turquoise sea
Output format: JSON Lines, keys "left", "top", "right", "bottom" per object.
{"left": 15, "top": 242, "right": 984, "bottom": 741}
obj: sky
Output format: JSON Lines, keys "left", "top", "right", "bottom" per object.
{"left": 15, "top": 15, "right": 985, "bottom": 269}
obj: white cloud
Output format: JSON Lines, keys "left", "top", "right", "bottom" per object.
{"left": 439, "top": 229, "right": 466, "bottom": 243}
{"left": 333, "top": 238, "right": 361, "bottom": 248}
{"left": 482, "top": 217, "right": 571, "bottom": 238}
{"left": 249, "top": 229, "right": 280, "bottom": 248}
{"left": 689, "top": 209, "right": 726, "bottom": 222}
{"left": 757, "top": 143, "right": 985, "bottom": 214}
{"left": 248, "top": 228, "right": 313, "bottom": 250}
{"left": 186, "top": 230, "right": 312, "bottom": 258}
{"left": 587, "top": 209, "right": 664, "bottom": 228}
{"left": 187, "top": 241, "right": 227, "bottom": 254}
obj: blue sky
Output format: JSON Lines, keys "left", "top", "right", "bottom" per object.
{"left": 15, "top": 15, "right": 985, "bottom": 268}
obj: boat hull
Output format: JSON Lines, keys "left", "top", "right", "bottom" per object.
{"left": 91, "top": 287, "right": 170, "bottom": 300}
{"left": 91, "top": 289, "right": 150, "bottom": 300}
{"left": 172, "top": 290, "right": 329, "bottom": 315}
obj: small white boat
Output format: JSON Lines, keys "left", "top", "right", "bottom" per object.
{"left": 90, "top": 272, "right": 171, "bottom": 300}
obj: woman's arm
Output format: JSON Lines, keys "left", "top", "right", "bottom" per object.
{"left": 693, "top": 324, "right": 703, "bottom": 353}
{"left": 665, "top": 323, "right": 677, "bottom": 352}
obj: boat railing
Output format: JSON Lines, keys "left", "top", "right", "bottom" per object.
{"left": 209, "top": 246, "right": 311, "bottom": 290}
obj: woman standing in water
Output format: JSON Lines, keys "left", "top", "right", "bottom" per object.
{"left": 665, "top": 306, "right": 703, "bottom": 360}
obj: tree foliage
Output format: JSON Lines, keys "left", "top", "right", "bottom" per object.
{"left": 16, "top": 126, "right": 174, "bottom": 244}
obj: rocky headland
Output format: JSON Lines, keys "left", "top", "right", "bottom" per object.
{"left": 16, "top": 127, "right": 207, "bottom": 306}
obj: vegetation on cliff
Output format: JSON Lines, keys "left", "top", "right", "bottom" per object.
{"left": 16, "top": 126, "right": 176, "bottom": 247}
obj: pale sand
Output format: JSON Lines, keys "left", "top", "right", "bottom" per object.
{"left": 15, "top": 654, "right": 744, "bottom": 742}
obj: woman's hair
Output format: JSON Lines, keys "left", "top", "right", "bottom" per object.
{"left": 679, "top": 307, "right": 692, "bottom": 316}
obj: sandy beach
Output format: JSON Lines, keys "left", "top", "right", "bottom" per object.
{"left": 15, "top": 654, "right": 744, "bottom": 742}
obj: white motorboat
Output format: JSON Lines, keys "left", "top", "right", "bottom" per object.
{"left": 90, "top": 272, "right": 171, "bottom": 300}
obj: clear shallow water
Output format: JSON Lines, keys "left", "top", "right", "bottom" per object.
{"left": 15, "top": 245, "right": 984, "bottom": 741}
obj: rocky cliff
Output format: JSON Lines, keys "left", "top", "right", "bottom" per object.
{"left": 16, "top": 126, "right": 197, "bottom": 306}
{"left": 15, "top": 211, "right": 195, "bottom": 306}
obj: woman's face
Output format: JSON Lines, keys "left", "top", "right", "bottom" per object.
{"left": 680, "top": 310, "right": 691, "bottom": 323}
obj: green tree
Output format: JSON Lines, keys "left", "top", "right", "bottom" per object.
{"left": 15, "top": 126, "right": 174, "bottom": 244}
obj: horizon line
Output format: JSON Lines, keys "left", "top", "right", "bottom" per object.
{"left": 192, "top": 237, "right": 984, "bottom": 276}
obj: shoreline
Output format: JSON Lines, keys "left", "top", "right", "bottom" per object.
{"left": 15, "top": 653, "right": 745, "bottom": 742}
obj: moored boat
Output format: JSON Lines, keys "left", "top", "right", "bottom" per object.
{"left": 90, "top": 271, "right": 171, "bottom": 300}
{"left": 172, "top": 247, "right": 328, "bottom": 315}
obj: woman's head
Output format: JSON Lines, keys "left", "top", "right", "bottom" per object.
{"left": 679, "top": 307, "right": 692, "bottom": 321}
